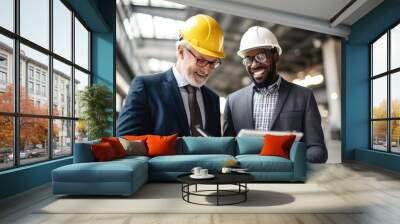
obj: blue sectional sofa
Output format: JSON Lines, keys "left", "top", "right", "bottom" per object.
{"left": 52, "top": 137, "right": 306, "bottom": 196}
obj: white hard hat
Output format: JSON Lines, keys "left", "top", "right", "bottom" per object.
{"left": 237, "top": 26, "right": 282, "bottom": 58}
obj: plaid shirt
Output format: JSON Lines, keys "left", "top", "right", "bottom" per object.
{"left": 253, "top": 76, "right": 282, "bottom": 131}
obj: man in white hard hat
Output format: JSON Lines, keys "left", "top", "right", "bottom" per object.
{"left": 223, "top": 26, "right": 327, "bottom": 163}
{"left": 117, "top": 14, "right": 224, "bottom": 137}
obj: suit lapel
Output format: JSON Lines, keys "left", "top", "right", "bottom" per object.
{"left": 244, "top": 85, "right": 255, "bottom": 129}
{"left": 163, "top": 69, "right": 190, "bottom": 135}
{"left": 269, "top": 79, "right": 291, "bottom": 130}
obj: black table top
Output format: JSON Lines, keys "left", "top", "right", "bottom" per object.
{"left": 177, "top": 172, "right": 255, "bottom": 185}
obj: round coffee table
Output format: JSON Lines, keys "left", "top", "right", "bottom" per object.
{"left": 177, "top": 172, "right": 255, "bottom": 206}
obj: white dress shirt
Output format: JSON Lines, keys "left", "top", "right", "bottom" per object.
{"left": 172, "top": 66, "right": 206, "bottom": 129}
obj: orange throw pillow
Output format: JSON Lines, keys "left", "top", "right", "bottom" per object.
{"left": 101, "top": 137, "right": 127, "bottom": 158}
{"left": 124, "top": 135, "right": 149, "bottom": 141}
{"left": 91, "top": 142, "right": 117, "bottom": 161}
{"left": 260, "top": 134, "right": 296, "bottom": 159}
{"left": 146, "top": 134, "right": 177, "bottom": 157}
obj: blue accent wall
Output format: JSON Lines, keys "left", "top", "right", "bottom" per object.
{"left": 0, "top": 0, "right": 116, "bottom": 200}
{"left": 0, "top": 158, "right": 72, "bottom": 199}
{"left": 343, "top": 0, "right": 400, "bottom": 171}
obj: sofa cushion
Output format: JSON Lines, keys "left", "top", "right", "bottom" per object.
{"left": 123, "top": 135, "right": 149, "bottom": 141}
{"left": 52, "top": 158, "right": 147, "bottom": 183}
{"left": 74, "top": 140, "right": 100, "bottom": 163}
{"left": 147, "top": 134, "right": 177, "bottom": 157}
{"left": 118, "top": 138, "right": 147, "bottom": 156}
{"left": 236, "top": 137, "right": 264, "bottom": 155}
{"left": 101, "top": 137, "right": 127, "bottom": 158}
{"left": 236, "top": 155, "right": 293, "bottom": 172}
{"left": 260, "top": 134, "right": 296, "bottom": 159}
{"left": 148, "top": 154, "right": 235, "bottom": 172}
{"left": 179, "top": 137, "right": 235, "bottom": 155}
{"left": 91, "top": 142, "right": 118, "bottom": 161}
{"left": 115, "top": 155, "right": 150, "bottom": 163}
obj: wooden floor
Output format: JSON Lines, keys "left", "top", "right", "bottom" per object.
{"left": 1, "top": 162, "right": 400, "bottom": 224}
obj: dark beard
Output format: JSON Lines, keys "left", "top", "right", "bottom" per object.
{"left": 250, "top": 63, "right": 278, "bottom": 88}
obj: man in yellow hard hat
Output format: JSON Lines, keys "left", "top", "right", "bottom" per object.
{"left": 223, "top": 26, "right": 327, "bottom": 163}
{"left": 117, "top": 14, "right": 224, "bottom": 137}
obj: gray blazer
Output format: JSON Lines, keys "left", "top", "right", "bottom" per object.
{"left": 223, "top": 79, "right": 328, "bottom": 163}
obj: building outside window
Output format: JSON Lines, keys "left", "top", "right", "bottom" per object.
{"left": 370, "top": 23, "right": 400, "bottom": 154}
{"left": 35, "top": 70, "right": 40, "bottom": 81}
{"left": 0, "top": 0, "right": 91, "bottom": 170}
{"left": 41, "top": 85, "right": 46, "bottom": 97}
{"left": 28, "top": 66, "right": 34, "bottom": 80}
{"left": 41, "top": 73, "right": 46, "bottom": 83}
{"left": 0, "top": 54, "right": 7, "bottom": 89}
{"left": 28, "top": 81, "right": 34, "bottom": 94}
{"left": 0, "top": 71, "right": 6, "bottom": 84}
{"left": 35, "top": 83, "right": 40, "bottom": 95}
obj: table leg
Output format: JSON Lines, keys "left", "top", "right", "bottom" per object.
{"left": 217, "top": 184, "right": 219, "bottom": 206}
{"left": 245, "top": 183, "right": 247, "bottom": 201}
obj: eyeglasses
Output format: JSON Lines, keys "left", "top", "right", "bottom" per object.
{"left": 242, "top": 51, "right": 274, "bottom": 67}
{"left": 185, "top": 47, "right": 221, "bottom": 69}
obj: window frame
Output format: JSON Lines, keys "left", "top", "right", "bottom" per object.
{"left": 0, "top": 0, "right": 92, "bottom": 171}
{"left": 370, "top": 20, "right": 400, "bottom": 154}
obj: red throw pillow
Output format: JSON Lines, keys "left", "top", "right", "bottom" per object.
{"left": 101, "top": 137, "right": 127, "bottom": 158}
{"left": 260, "top": 134, "right": 296, "bottom": 159}
{"left": 91, "top": 142, "right": 117, "bottom": 161}
{"left": 146, "top": 134, "right": 177, "bottom": 157}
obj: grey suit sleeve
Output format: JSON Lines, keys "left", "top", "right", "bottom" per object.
{"left": 304, "top": 91, "right": 328, "bottom": 163}
{"left": 116, "top": 77, "right": 151, "bottom": 136}
{"left": 223, "top": 96, "right": 236, "bottom": 136}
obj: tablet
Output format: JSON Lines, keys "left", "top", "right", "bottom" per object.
{"left": 237, "top": 129, "right": 303, "bottom": 141}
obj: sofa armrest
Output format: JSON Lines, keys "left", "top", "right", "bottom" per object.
{"left": 289, "top": 142, "right": 306, "bottom": 181}
{"left": 73, "top": 140, "right": 100, "bottom": 163}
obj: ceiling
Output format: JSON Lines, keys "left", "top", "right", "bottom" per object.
{"left": 116, "top": 0, "right": 383, "bottom": 96}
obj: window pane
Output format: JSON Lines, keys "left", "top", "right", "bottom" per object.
{"left": 20, "top": 44, "right": 49, "bottom": 115}
{"left": 53, "top": 119, "right": 72, "bottom": 158}
{"left": 391, "top": 72, "right": 400, "bottom": 118}
{"left": 0, "top": 0, "right": 14, "bottom": 31}
{"left": 0, "top": 35, "right": 14, "bottom": 112}
{"left": 372, "top": 33, "right": 387, "bottom": 76}
{"left": 20, "top": 0, "right": 49, "bottom": 49}
{"left": 74, "top": 18, "right": 89, "bottom": 70}
{"left": 372, "top": 121, "right": 388, "bottom": 151}
{"left": 372, "top": 76, "right": 387, "bottom": 119}
{"left": 53, "top": 0, "right": 72, "bottom": 60}
{"left": 0, "top": 116, "right": 13, "bottom": 170}
{"left": 391, "top": 24, "right": 400, "bottom": 70}
{"left": 53, "top": 59, "right": 72, "bottom": 117}
{"left": 74, "top": 69, "right": 89, "bottom": 118}
{"left": 20, "top": 117, "right": 49, "bottom": 165}
{"left": 75, "top": 120, "right": 88, "bottom": 143}
{"left": 391, "top": 120, "right": 400, "bottom": 153}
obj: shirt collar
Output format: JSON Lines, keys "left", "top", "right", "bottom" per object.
{"left": 254, "top": 75, "right": 282, "bottom": 94}
{"left": 172, "top": 66, "right": 190, "bottom": 88}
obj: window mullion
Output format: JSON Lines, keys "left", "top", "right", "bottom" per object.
{"left": 387, "top": 29, "right": 391, "bottom": 152}
{"left": 13, "top": 0, "right": 20, "bottom": 167}
{"left": 72, "top": 11, "right": 76, "bottom": 155}
{"left": 49, "top": 0, "right": 53, "bottom": 160}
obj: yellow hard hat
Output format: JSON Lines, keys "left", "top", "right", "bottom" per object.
{"left": 180, "top": 14, "right": 225, "bottom": 58}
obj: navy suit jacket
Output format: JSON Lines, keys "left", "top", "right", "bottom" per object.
{"left": 116, "top": 69, "right": 221, "bottom": 137}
